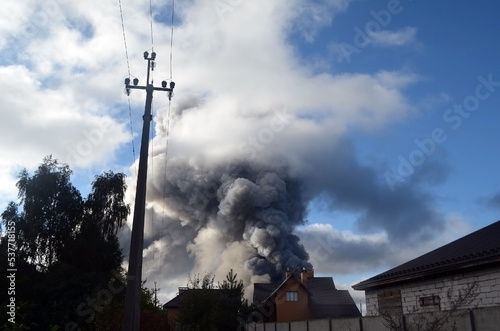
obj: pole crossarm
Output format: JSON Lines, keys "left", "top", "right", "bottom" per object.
{"left": 126, "top": 83, "right": 175, "bottom": 93}
{"left": 121, "top": 51, "right": 175, "bottom": 331}
{"left": 125, "top": 51, "right": 175, "bottom": 99}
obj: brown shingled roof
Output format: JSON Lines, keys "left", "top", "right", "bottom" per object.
{"left": 352, "top": 220, "right": 500, "bottom": 291}
{"left": 253, "top": 282, "right": 280, "bottom": 303}
{"left": 307, "top": 278, "right": 361, "bottom": 318}
{"left": 253, "top": 273, "right": 361, "bottom": 318}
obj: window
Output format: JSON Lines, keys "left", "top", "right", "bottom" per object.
{"left": 419, "top": 295, "right": 440, "bottom": 307}
{"left": 286, "top": 291, "right": 298, "bottom": 301}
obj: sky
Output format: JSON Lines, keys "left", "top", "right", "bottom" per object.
{"left": 1, "top": 0, "right": 500, "bottom": 312}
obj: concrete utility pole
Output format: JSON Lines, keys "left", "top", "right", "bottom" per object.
{"left": 122, "top": 51, "right": 175, "bottom": 331}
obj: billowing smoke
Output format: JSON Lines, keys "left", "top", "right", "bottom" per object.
{"left": 145, "top": 155, "right": 312, "bottom": 282}
{"left": 118, "top": 1, "right": 449, "bottom": 301}
{"left": 122, "top": 91, "right": 446, "bottom": 300}
{"left": 121, "top": 91, "right": 326, "bottom": 297}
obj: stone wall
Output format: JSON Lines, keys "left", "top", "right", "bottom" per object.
{"left": 365, "top": 265, "right": 500, "bottom": 316}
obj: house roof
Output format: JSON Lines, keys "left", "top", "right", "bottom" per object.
{"left": 262, "top": 271, "right": 309, "bottom": 303}
{"left": 307, "top": 278, "right": 361, "bottom": 318}
{"left": 253, "top": 273, "right": 360, "bottom": 318}
{"left": 352, "top": 220, "right": 500, "bottom": 291}
{"left": 163, "top": 290, "right": 190, "bottom": 309}
{"left": 162, "top": 288, "right": 234, "bottom": 309}
{"left": 253, "top": 282, "right": 281, "bottom": 304}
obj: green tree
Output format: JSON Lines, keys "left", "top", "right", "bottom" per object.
{"left": 177, "top": 270, "right": 249, "bottom": 331}
{"left": 0, "top": 156, "right": 130, "bottom": 329}
{"left": 12, "top": 156, "right": 83, "bottom": 269}
{"left": 92, "top": 279, "right": 169, "bottom": 331}
{"left": 85, "top": 171, "right": 129, "bottom": 240}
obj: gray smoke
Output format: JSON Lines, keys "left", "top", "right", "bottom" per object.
{"left": 118, "top": 0, "right": 450, "bottom": 295}
{"left": 146, "top": 156, "right": 312, "bottom": 281}
{"left": 123, "top": 95, "right": 447, "bottom": 298}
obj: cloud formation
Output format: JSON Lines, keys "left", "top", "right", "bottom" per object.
{"left": 1, "top": 0, "right": 458, "bottom": 303}
{"left": 369, "top": 27, "right": 418, "bottom": 47}
{"left": 116, "top": 0, "right": 452, "bottom": 301}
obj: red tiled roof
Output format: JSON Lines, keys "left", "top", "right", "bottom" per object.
{"left": 352, "top": 220, "right": 500, "bottom": 290}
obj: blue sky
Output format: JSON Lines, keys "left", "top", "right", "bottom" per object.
{"left": 1, "top": 0, "right": 500, "bottom": 309}
{"left": 304, "top": 0, "right": 500, "bottom": 225}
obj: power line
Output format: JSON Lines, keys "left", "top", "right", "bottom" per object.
{"left": 118, "top": 0, "right": 176, "bottom": 321}
{"left": 149, "top": 0, "right": 155, "bottom": 51}
{"left": 118, "top": 0, "right": 137, "bottom": 165}
{"left": 169, "top": 0, "right": 175, "bottom": 81}
{"left": 161, "top": 98, "right": 173, "bottom": 212}
{"left": 122, "top": 52, "right": 175, "bottom": 331}
{"left": 127, "top": 99, "right": 137, "bottom": 165}
{"left": 118, "top": 0, "right": 131, "bottom": 77}
{"left": 160, "top": 0, "right": 175, "bottom": 289}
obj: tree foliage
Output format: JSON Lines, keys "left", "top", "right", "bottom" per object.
{"left": 176, "top": 270, "right": 249, "bottom": 331}
{"left": 11, "top": 156, "right": 83, "bottom": 268}
{"left": 91, "top": 279, "right": 169, "bottom": 331}
{"left": 0, "top": 156, "right": 147, "bottom": 330}
{"left": 85, "top": 171, "right": 129, "bottom": 241}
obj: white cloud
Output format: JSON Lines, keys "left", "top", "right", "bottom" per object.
{"left": 0, "top": 0, "right": 38, "bottom": 50}
{"left": 369, "top": 26, "right": 418, "bottom": 47}
{"left": 0, "top": 0, "right": 136, "bottom": 209}
{"left": 0, "top": 66, "right": 128, "bottom": 164}
{"left": 284, "top": 0, "right": 352, "bottom": 42}
{"left": 0, "top": 0, "right": 442, "bottom": 305}
{"left": 297, "top": 218, "right": 473, "bottom": 281}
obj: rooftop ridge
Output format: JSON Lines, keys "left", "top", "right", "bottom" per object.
{"left": 353, "top": 220, "right": 500, "bottom": 290}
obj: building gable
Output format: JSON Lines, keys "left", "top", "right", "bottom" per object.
{"left": 253, "top": 270, "right": 360, "bottom": 322}
{"left": 275, "top": 279, "right": 311, "bottom": 321}
{"left": 353, "top": 220, "right": 500, "bottom": 290}
{"left": 353, "top": 221, "right": 500, "bottom": 317}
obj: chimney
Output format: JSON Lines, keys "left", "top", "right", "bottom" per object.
{"left": 178, "top": 287, "right": 188, "bottom": 295}
{"left": 301, "top": 269, "right": 314, "bottom": 286}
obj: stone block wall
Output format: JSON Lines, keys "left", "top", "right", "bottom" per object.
{"left": 364, "top": 265, "right": 500, "bottom": 316}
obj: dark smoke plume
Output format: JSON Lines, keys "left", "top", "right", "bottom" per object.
{"left": 146, "top": 156, "right": 312, "bottom": 282}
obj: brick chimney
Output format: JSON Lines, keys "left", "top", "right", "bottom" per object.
{"left": 301, "top": 269, "right": 314, "bottom": 286}
{"left": 178, "top": 287, "right": 188, "bottom": 295}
